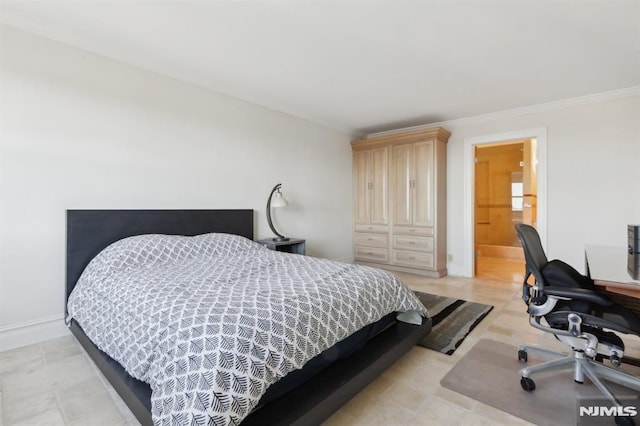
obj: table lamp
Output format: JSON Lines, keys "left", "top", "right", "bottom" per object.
{"left": 267, "top": 183, "right": 289, "bottom": 241}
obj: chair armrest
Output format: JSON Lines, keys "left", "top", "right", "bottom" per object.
{"left": 544, "top": 286, "right": 613, "bottom": 307}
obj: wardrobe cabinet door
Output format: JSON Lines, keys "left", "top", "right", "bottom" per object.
{"left": 413, "top": 140, "right": 435, "bottom": 228}
{"left": 353, "top": 150, "right": 371, "bottom": 224}
{"left": 392, "top": 143, "right": 413, "bottom": 226}
{"left": 370, "top": 147, "right": 388, "bottom": 225}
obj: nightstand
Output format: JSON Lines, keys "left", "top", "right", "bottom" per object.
{"left": 255, "top": 238, "right": 306, "bottom": 255}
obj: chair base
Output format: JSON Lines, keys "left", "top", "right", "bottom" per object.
{"left": 519, "top": 345, "right": 640, "bottom": 409}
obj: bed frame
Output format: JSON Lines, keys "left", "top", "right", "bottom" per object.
{"left": 66, "top": 209, "right": 431, "bottom": 425}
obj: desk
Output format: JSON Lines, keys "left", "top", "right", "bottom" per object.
{"left": 586, "top": 246, "right": 640, "bottom": 367}
{"left": 586, "top": 245, "right": 640, "bottom": 315}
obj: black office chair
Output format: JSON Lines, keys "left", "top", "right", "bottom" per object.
{"left": 515, "top": 224, "right": 640, "bottom": 426}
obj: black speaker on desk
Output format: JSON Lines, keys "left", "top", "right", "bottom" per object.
{"left": 629, "top": 224, "right": 640, "bottom": 280}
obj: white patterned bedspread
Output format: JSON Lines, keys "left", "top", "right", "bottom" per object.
{"left": 67, "top": 233, "right": 426, "bottom": 425}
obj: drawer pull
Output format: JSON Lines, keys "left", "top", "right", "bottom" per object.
{"left": 409, "top": 241, "right": 415, "bottom": 245}
{"left": 409, "top": 256, "right": 415, "bottom": 260}
{"left": 367, "top": 238, "right": 373, "bottom": 241}
{"left": 409, "top": 229, "right": 415, "bottom": 232}
{"left": 367, "top": 227, "right": 373, "bottom": 230}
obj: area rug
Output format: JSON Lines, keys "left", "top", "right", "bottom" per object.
{"left": 414, "top": 292, "right": 493, "bottom": 355}
{"left": 441, "top": 338, "right": 640, "bottom": 426}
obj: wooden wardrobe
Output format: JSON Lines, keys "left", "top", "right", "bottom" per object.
{"left": 352, "top": 127, "right": 450, "bottom": 277}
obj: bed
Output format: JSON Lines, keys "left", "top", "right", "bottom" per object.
{"left": 65, "top": 209, "right": 431, "bottom": 425}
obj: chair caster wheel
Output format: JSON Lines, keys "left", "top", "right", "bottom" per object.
{"left": 615, "top": 416, "right": 635, "bottom": 426}
{"left": 518, "top": 349, "right": 528, "bottom": 362}
{"left": 520, "top": 377, "right": 535, "bottom": 391}
{"left": 611, "top": 354, "right": 622, "bottom": 367}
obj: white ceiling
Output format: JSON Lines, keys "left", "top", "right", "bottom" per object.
{"left": 1, "top": 0, "right": 639, "bottom": 135}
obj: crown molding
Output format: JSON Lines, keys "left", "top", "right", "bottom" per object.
{"left": 352, "top": 126, "right": 450, "bottom": 150}
{"left": 367, "top": 86, "right": 640, "bottom": 138}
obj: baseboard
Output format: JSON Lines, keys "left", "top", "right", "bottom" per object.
{"left": 446, "top": 263, "right": 466, "bottom": 277}
{"left": 0, "top": 314, "right": 70, "bottom": 352}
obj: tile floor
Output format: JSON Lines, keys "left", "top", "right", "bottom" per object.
{"left": 2, "top": 270, "right": 640, "bottom": 426}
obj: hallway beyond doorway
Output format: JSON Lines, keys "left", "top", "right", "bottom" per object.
{"left": 463, "top": 127, "right": 547, "bottom": 278}
{"left": 476, "top": 255, "right": 524, "bottom": 283}
{"left": 474, "top": 139, "right": 536, "bottom": 281}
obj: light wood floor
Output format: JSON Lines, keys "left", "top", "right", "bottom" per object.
{"left": 476, "top": 256, "right": 525, "bottom": 284}
{"left": 2, "top": 271, "right": 639, "bottom": 425}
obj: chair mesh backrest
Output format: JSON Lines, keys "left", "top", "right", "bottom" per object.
{"left": 515, "top": 223, "right": 548, "bottom": 287}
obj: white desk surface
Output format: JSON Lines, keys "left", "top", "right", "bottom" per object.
{"left": 585, "top": 245, "right": 640, "bottom": 295}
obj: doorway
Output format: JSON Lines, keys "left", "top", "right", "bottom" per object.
{"left": 462, "top": 127, "right": 547, "bottom": 280}
{"left": 474, "top": 140, "right": 537, "bottom": 282}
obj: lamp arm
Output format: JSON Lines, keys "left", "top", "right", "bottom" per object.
{"left": 267, "top": 183, "right": 286, "bottom": 240}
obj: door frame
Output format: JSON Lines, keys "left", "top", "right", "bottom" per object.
{"left": 463, "top": 128, "right": 547, "bottom": 277}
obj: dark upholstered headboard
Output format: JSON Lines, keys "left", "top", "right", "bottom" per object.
{"left": 65, "top": 209, "right": 254, "bottom": 310}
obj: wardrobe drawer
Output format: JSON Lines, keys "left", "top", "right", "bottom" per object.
{"left": 394, "top": 226, "right": 433, "bottom": 237}
{"left": 392, "top": 250, "right": 434, "bottom": 269}
{"left": 354, "top": 233, "right": 388, "bottom": 248}
{"left": 355, "top": 224, "right": 389, "bottom": 234}
{"left": 393, "top": 235, "right": 433, "bottom": 252}
{"left": 355, "top": 246, "right": 389, "bottom": 262}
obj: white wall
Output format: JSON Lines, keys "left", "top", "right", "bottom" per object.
{"left": 445, "top": 93, "right": 640, "bottom": 276}
{"left": 0, "top": 25, "right": 354, "bottom": 350}
{"left": 2, "top": 23, "right": 638, "bottom": 351}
